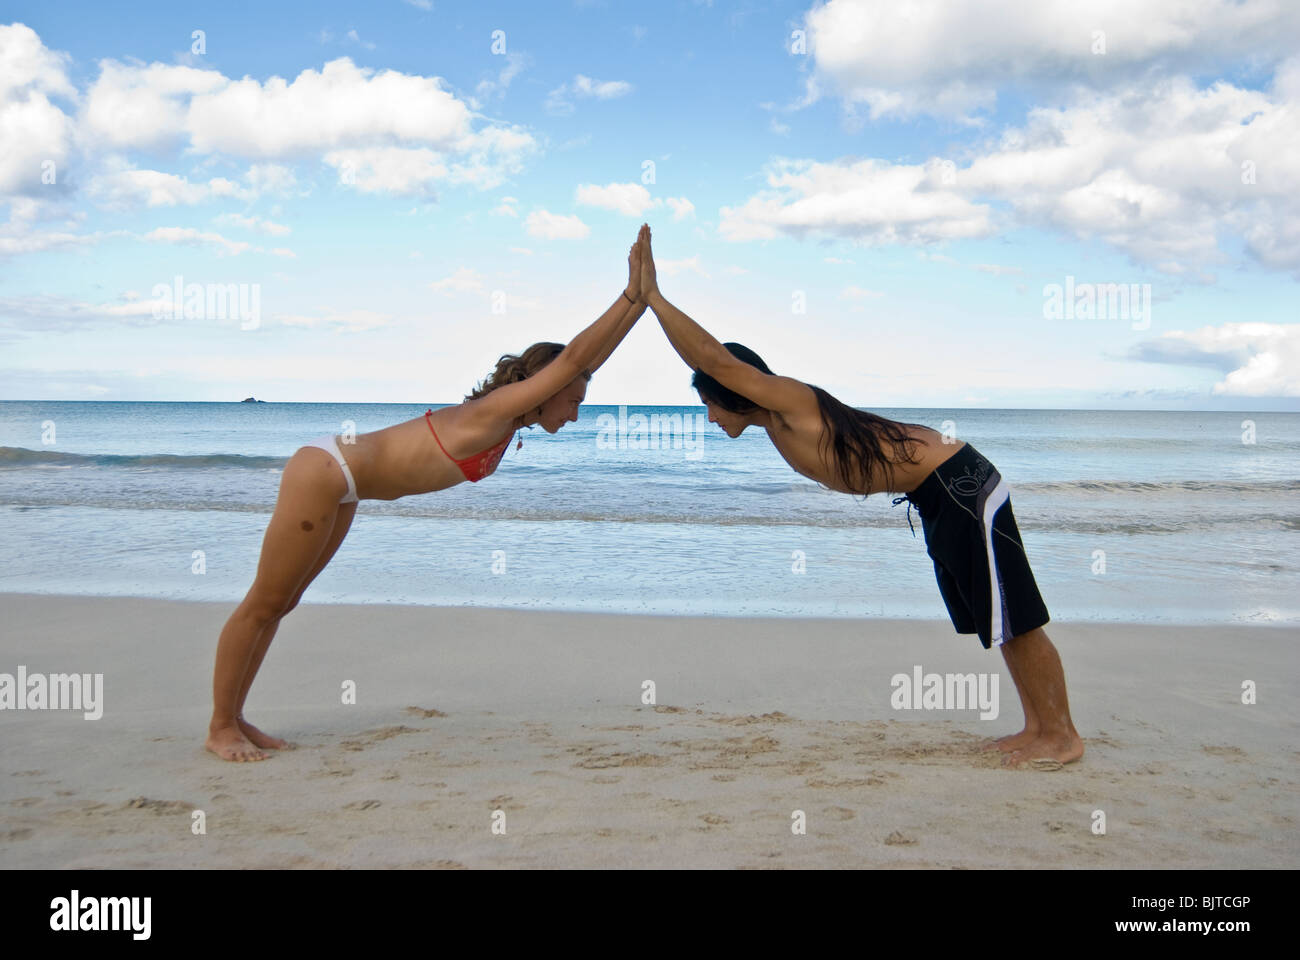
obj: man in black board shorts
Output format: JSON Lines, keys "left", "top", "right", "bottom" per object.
{"left": 636, "top": 223, "right": 1083, "bottom": 766}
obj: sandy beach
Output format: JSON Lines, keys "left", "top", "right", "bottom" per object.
{"left": 1, "top": 593, "right": 1296, "bottom": 869}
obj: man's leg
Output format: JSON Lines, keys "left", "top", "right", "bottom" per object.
{"left": 998, "top": 626, "right": 1083, "bottom": 766}
{"left": 982, "top": 639, "right": 1040, "bottom": 751}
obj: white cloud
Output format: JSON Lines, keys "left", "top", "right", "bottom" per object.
{"left": 324, "top": 147, "right": 447, "bottom": 197}
{"left": 804, "top": 0, "right": 1300, "bottom": 122}
{"left": 657, "top": 256, "right": 710, "bottom": 279}
{"left": 524, "top": 209, "right": 589, "bottom": 239}
{"left": 77, "top": 54, "right": 537, "bottom": 186}
{"left": 142, "top": 226, "right": 251, "bottom": 256}
{"left": 86, "top": 162, "right": 260, "bottom": 208}
{"left": 841, "top": 285, "right": 883, "bottom": 298}
{"left": 1130, "top": 322, "right": 1300, "bottom": 396}
{"left": 719, "top": 156, "right": 992, "bottom": 244}
{"left": 345, "top": 29, "right": 376, "bottom": 51}
{"left": 576, "top": 182, "right": 655, "bottom": 216}
{"left": 475, "top": 52, "right": 528, "bottom": 105}
{"left": 217, "top": 213, "right": 291, "bottom": 236}
{"left": 546, "top": 74, "right": 632, "bottom": 114}
{"left": 80, "top": 60, "right": 227, "bottom": 150}
{"left": 665, "top": 197, "right": 695, "bottom": 221}
{"left": 973, "top": 263, "right": 1024, "bottom": 276}
{"left": 575, "top": 183, "right": 695, "bottom": 221}
{"left": 0, "top": 230, "right": 101, "bottom": 256}
{"left": 0, "top": 24, "right": 77, "bottom": 196}
{"left": 492, "top": 195, "right": 519, "bottom": 217}
{"left": 245, "top": 163, "right": 298, "bottom": 194}
{"left": 573, "top": 74, "right": 631, "bottom": 99}
{"left": 509, "top": 246, "right": 533, "bottom": 255}
{"left": 430, "top": 266, "right": 487, "bottom": 294}
{"left": 276, "top": 309, "right": 392, "bottom": 333}
{"left": 185, "top": 58, "right": 471, "bottom": 156}
{"left": 0, "top": 293, "right": 171, "bottom": 329}
{"left": 719, "top": 69, "right": 1300, "bottom": 275}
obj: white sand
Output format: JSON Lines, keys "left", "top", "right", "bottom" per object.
{"left": 0, "top": 594, "right": 1296, "bottom": 868}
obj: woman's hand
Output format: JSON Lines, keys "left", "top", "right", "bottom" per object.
{"left": 638, "top": 223, "right": 658, "bottom": 300}
{"left": 625, "top": 235, "right": 641, "bottom": 302}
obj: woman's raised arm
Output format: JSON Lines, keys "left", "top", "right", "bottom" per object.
{"left": 470, "top": 228, "right": 648, "bottom": 424}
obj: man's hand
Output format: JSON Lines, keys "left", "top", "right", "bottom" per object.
{"left": 638, "top": 223, "right": 658, "bottom": 301}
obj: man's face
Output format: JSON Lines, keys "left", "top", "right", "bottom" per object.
{"left": 703, "top": 398, "right": 747, "bottom": 438}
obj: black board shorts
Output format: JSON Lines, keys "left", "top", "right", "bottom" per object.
{"left": 899, "top": 443, "right": 1049, "bottom": 649}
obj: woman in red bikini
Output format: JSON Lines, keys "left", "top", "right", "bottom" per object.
{"left": 206, "top": 228, "right": 651, "bottom": 761}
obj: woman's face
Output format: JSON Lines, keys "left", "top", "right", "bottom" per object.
{"left": 537, "top": 376, "right": 588, "bottom": 432}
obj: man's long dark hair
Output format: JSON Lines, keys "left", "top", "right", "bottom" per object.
{"left": 693, "top": 342, "right": 928, "bottom": 494}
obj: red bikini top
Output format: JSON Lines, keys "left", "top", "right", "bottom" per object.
{"left": 424, "top": 409, "right": 512, "bottom": 483}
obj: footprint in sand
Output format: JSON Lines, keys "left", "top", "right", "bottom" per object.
{"left": 364, "top": 725, "right": 421, "bottom": 741}
{"left": 884, "top": 830, "right": 917, "bottom": 846}
{"left": 1202, "top": 745, "right": 1245, "bottom": 759}
{"left": 574, "top": 752, "right": 668, "bottom": 769}
{"left": 343, "top": 799, "right": 382, "bottom": 811}
{"left": 125, "top": 797, "right": 191, "bottom": 814}
{"left": 823, "top": 806, "right": 856, "bottom": 821}
{"left": 806, "top": 776, "right": 884, "bottom": 788}
{"left": 405, "top": 706, "right": 448, "bottom": 718}
{"left": 308, "top": 763, "right": 355, "bottom": 779}
{"left": 710, "top": 711, "right": 793, "bottom": 726}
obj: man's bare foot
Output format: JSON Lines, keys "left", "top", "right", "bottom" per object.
{"left": 1002, "top": 732, "right": 1085, "bottom": 768}
{"left": 237, "top": 717, "right": 294, "bottom": 750}
{"left": 205, "top": 725, "right": 269, "bottom": 762}
{"left": 981, "top": 727, "right": 1039, "bottom": 753}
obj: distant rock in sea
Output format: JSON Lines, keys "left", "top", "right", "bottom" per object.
{"left": 240, "top": 397, "right": 266, "bottom": 403}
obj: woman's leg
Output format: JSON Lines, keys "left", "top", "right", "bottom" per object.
{"left": 206, "top": 447, "right": 349, "bottom": 761}
{"left": 235, "top": 502, "right": 357, "bottom": 750}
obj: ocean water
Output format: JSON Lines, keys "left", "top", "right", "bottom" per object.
{"left": 0, "top": 401, "right": 1297, "bottom": 625}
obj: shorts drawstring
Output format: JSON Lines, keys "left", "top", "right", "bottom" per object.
{"left": 892, "top": 495, "right": 918, "bottom": 538}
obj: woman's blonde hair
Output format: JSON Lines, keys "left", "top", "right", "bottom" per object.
{"left": 466, "top": 341, "right": 588, "bottom": 401}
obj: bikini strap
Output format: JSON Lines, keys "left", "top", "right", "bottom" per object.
{"left": 424, "top": 409, "right": 455, "bottom": 460}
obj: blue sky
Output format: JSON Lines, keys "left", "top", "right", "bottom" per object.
{"left": 1, "top": 0, "right": 1297, "bottom": 408}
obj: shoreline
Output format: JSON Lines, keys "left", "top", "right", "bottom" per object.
{"left": 1, "top": 593, "right": 1296, "bottom": 868}
{"left": 0, "top": 589, "right": 1295, "bottom": 629}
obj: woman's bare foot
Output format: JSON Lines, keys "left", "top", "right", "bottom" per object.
{"left": 1002, "top": 732, "right": 1085, "bottom": 768}
{"left": 237, "top": 717, "right": 294, "bottom": 750}
{"left": 205, "top": 724, "right": 269, "bottom": 762}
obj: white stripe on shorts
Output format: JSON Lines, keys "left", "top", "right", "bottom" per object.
{"left": 981, "top": 476, "right": 1010, "bottom": 645}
